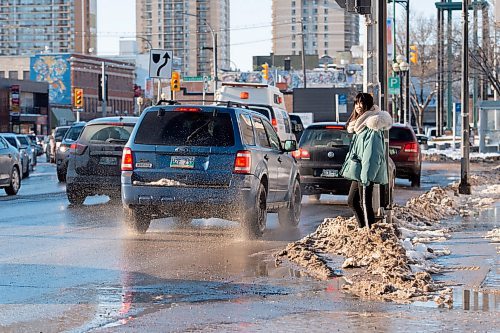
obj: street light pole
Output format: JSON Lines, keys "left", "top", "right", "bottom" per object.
{"left": 300, "top": 19, "right": 307, "bottom": 88}
{"left": 459, "top": 0, "right": 471, "bottom": 195}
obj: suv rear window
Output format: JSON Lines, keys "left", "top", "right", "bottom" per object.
{"left": 64, "top": 126, "right": 84, "bottom": 141}
{"left": 55, "top": 128, "right": 69, "bottom": 141}
{"left": 390, "top": 127, "right": 414, "bottom": 141}
{"left": 135, "top": 111, "right": 235, "bottom": 147}
{"left": 80, "top": 124, "right": 135, "bottom": 143}
{"left": 300, "top": 128, "right": 352, "bottom": 147}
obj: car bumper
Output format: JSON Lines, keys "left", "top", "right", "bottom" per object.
{"left": 394, "top": 161, "right": 420, "bottom": 179}
{"left": 121, "top": 172, "right": 258, "bottom": 220}
{"left": 300, "top": 175, "right": 352, "bottom": 195}
{"left": 66, "top": 174, "right": 121, "bottom": 194}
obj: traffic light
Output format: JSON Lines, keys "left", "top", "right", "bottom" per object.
{"left": 73, "top": 88, "right": 83, "bottom": 108}
{"left": 170, "top": 71, "right": 180, "bottom": 91}
{"left": 98, "top": 74, "right": 108, "bottom": 101}
{"left": 261, "top": 63, "right": 269, "bottom": 80}
{"left": 410, "top": 45, "right": 418, "bottom": 64}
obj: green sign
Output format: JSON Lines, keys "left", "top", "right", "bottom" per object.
{"left": 388, "top": 76, "right": 400, "bottom": 95}
{"left": 183, "top": 76, "right": 211, "bottom": 82}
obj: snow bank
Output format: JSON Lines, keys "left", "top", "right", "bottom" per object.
{"left": 275, "top": 168, "right": 500, "bottom": 302}
{"left": 422, "top": 148, "right": 500, "bottom": 162}
{"left": 485, "top": 228, "right": 500, "bottom": 243}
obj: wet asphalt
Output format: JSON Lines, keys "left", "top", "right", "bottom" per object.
{"left": 0, "top": 158, "right": 497, "bottom": 332}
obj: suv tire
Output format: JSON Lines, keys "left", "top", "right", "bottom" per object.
{"left": 124, "top": 206, "right": 151, "bottom": 234}
{"left": 67, "top": 186, "right": 86, "bottom": 205}
{"left": 410, "top": 172, "right": 421, "bottom": 188}
{"left": 5, "top": 167, "right": 20, "bottom": 196}
{"left": 278, "top": 179, "right": 301, "bottom": 228}
{"left": 243, "top": 183, "right": 267, "bottom": 239}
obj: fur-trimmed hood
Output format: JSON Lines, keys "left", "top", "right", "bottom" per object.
{"left": 347, "top": 105, "right": 393, "bottom": 134}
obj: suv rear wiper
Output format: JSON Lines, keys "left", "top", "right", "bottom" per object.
{"left": 106, "top": 138, "right": 128, "bottom": 143}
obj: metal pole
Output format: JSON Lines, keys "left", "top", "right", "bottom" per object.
{"left": 300, "top": 19, "right": 307, "bottom": 88}
{"left": 101, "top": 61, "right": 107, "bottom": 117}
{"left": 379, "top": 0, "right": 388, "bottom": 111}
{"left": 157, "top": 79, "right": 161, "bottom": 103}
{"left": 447, "top": 3, "right": 453, "bottom": 130}
{"left": 472, "top": 2, "right": 478, "bottom": 129}
{"left": 405, "top": 0, "right": 410, "bottom": 125}
{"left": 459, "top": 0, "right": 471, "bottom": 195}
{"left": 214, "top": 32, "right": 218, "bottom": 92}
{"left": 392, "top": 0, "right": 397, "bottom": 119}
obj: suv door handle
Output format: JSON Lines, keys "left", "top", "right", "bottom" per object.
{"left": 264, "top": 154, "right": 269, "bottom": 161}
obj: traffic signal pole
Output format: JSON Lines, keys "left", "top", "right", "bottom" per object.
{"left": 101, "top": 62, "right": 107, "bottom": 117}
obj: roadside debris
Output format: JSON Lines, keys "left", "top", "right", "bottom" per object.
{"left": 275, "top": 169, "right": 499, "bottom": 302}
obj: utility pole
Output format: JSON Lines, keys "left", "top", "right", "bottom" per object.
{"left": 472, "top": 2, "right": 478, "bottom": 130}
{"left": 459, "top": 0, "right": 471, "bottom": 195}
{"left": 446, "top": 0, "right": 453, "bottom": 131}
{"left": 405, "top": 0, "right": 410, "bottom": 125}
{"left": 300, "top": 19, "right": 307, "bottom": 88}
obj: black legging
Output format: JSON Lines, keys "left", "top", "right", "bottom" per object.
{"left": 347, "top": 181, "right": 375, "bottom": 228}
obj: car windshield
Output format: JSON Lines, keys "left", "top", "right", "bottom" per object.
{"left": 135, "top": 111, "right": 234, "bottom": 147}
{"left": 55, "top": 128, "right": 69, "bottom": 141}
{"left": 80, "top": 124, "right": 135, "bottom": 143}
{"left": 64, "top": 126, "right": 84, "bottom": 142}
{"left": 390, "top": 128, "right": 414, "bottom": 141}
{"left": 17, "top": 136, "right": 30, "bottom": 146}
{"left": 300, "top": 128, "right": 352, "bottom": 147}
{"left": 4, "top": 137, "right": 18, "bottom": 148}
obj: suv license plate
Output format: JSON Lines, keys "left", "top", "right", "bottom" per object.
{"left": 321, "top": 169, "right": 338, "bottom": 178}
{"left": 170, "top": 156, "right": 195, "bottom": 169}
{"left": 99, "top": 156, "right": 117, "bottom": 165}
{"left": 389, "top": 148, "right": 399, "bottom": 155}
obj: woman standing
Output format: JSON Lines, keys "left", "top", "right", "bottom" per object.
{"left": 340, "top": 93, "right": 393, "bottom": 228}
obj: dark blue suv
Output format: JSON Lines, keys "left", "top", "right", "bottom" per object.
{"left": 121, "top": 104, "right": 301, "bottom": 238}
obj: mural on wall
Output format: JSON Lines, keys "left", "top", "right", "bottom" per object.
{"left": 30, "top": 54, "right": 71, "bottom": 105}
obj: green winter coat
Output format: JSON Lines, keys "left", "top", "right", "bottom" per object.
{"left": 340, "top": 107, "right": 393, "bottom": 186}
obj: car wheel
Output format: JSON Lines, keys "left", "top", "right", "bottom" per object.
{"left": 243, "top": 182, "right": 267, "bottom": 239}
{"left": 5, "top": 167, "right": 20, "bottom": 196}
{"left": 67, "top": 186, "right": 86, "bottom": 205}
{"left": 172, "top": 216, "right": 192, "bottom": 226}
{"left": 410, "top": 172, "right": 421, "bottom": 188}
{"left": 278, "top": 179, "right": 301, "bottom": 228}
{"left": 124, "top": 206, "right": 151, "bottom": 234}
{"left": 57, "top": 168, "right": 66, "bottom": 182}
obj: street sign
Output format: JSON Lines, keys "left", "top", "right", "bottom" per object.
{"left": 388, "top": 76, "right": 400, "bottom": 95}
{"left": 183, "top": 76, "right": 211, "bottom": 82}
{"left": 336, "top": 94, "right": 348, "bottom": 114}
{"left": 149, "top": 49, "right": 172, "bottom": 79}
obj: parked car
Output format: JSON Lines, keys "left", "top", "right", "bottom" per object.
{"left": 294, "top": 122, "right": 395, "bottom": 201}
{"left": 389, "top": 123, "right": 422, "bottom": 187}
{"left": 56, "top": 122, "right": 86, "bottom": 182}
{"left": 0, "top": 136, "right": 22, "bottom": 195}
{"left": 66, "top": 117, "right": 138, "bottom": 205}
{"left": 16, "top": 134, "right": 36, "bottom": 169}
{"left": 121, "top": 103, "right": 301, "bottom": 237}
{"left": 0, "top": 133, "right": 30, "bottom": 178}
{"left": 47, "top": 126, "right": 70, "bottom": 163}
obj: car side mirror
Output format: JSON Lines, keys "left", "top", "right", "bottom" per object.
{"left": 283, "top": 140, "right": 297, "bottom": 152}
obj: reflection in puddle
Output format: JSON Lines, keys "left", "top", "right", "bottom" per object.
{"left": 413, "top": 289, "right": 499, "bottom": 312}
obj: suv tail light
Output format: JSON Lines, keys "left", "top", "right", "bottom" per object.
{"left": 403, "top": 142, "right": 419, "bottom": 153}
{"left": 174, "top": 107, "right": 201, "bottom": 112}
{"left": 271, "top": 118, "right": 278, "bottom": 132}
{"left": 292, "top": 148, "right": 310, "bottom": 160}
{"left": 233, "top": 150, "right": 251, "bottom": 174}
{"left": 122, "top": 147, "right": 134, "bottom": 171}
{"left": 69, "top": 143, "right": 87, "bottom": 155}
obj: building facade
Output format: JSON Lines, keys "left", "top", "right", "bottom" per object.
{"left": 136, "top": 0, "right": 230, "bottom": 77}
{"left": 272, "top": 0, "right": 359, "bottom": 57}
{"left": 0, "top": 0, "right": 97, "bottom": 56}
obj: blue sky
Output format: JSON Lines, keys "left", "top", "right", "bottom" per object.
{"left": 97, "top": 0, "right": 438, "bottom": 71}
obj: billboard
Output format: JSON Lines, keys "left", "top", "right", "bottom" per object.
{"left": 30, "top": 54, "right": 71, "bottom": 105}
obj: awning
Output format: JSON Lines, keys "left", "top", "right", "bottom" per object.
{"left": 51, "top": 108, "right": 75, "bottom": 126}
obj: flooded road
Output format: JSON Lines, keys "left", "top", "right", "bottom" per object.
{"left": 0, "top": 160, "right": 497, "bottom": 332}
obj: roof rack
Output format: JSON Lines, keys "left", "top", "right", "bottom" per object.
{"left": 155, "top": 99, "right": 181, "bottom": 106}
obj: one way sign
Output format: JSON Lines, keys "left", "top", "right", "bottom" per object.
{"left": 149, "top": 49, "right": 172, "bottom": 79}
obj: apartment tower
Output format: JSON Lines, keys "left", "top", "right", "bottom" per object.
{"left": 272, "top": 0, "right": 359, "bottom": 58}
{"left": 0, "top": 0, "right": 97, "bottom": 56}
{"left": 136, "top": 0, "right": 230, "bottom": 77}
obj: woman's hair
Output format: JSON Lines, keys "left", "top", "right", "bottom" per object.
{"left": 346, "top": 92, "right": 374, "bottom": 125}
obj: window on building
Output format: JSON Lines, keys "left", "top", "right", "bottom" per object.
{"left": 8, "top": 71, "right": 18, "bottom": 79}
{"left": 23, "top": 71, "right": 30, "bottom": 80}
{"left": 292, "top": 9, "right": 295, "bottom": 15}
{"left": 324, "top": 41, "right": 328, "bottom": 47}
{"left": 292, "top": 1, "right": 296, "bottom": 6}
{"left": 292, "top": 42, "right": 296, "bottom": 48}
{"left": 0, "top": 71, "right": 4, "bottom": 78}
{"left": 324, "top": 8, "right": 328, "bottom": 14}
{"left": 292, "top": 50, "right": 297, "bottom": 55}
{"left": 292, "top": 25, "right": 295, "bottom": 31}
{"left": 325, "top": 25, "right": 328, "bottom": 31}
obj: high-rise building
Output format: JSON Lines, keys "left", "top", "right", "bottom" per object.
{"left": 0, "top": 0, "right": 97, "bottom": 56}
{"left": 136, "top": 0, "right": 230, "bottom": 77}
{"left": 272, "top": 0, "right": 359, "bottom": 58}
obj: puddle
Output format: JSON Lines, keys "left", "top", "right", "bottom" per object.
{"left": 413, "top": 289, "right": 499, "bottom": 312}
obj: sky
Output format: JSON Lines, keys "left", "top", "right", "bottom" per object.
{"left": 97, "top": 0, "right": 438, "bottom": 72}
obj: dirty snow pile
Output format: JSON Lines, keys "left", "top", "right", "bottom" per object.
{"left": 485, "top": 228, "right": 500, "bottom": 243}
{"left": 275, "top": 169, "right": 500, "bottom": 302}
{"left": 422, "top": 148, "right": 500, "bottom": 162}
